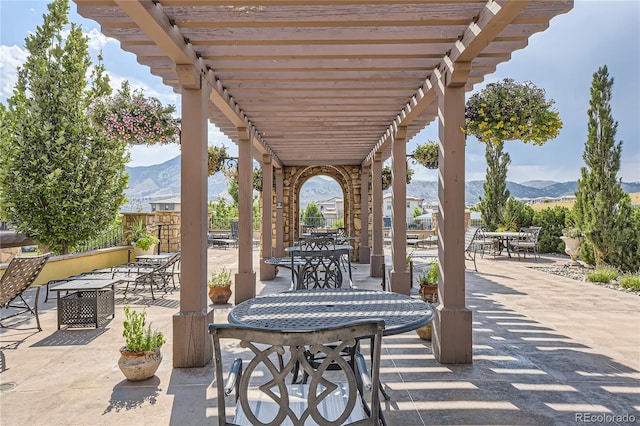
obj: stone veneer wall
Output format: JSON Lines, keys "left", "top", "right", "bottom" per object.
{"left": 121, "top": 212, "right": 181, "bottom": 252}
{"left": 278, "top": 165, "right": 365, "bottom": 262}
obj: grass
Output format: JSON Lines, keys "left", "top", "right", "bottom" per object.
{"left": 529, "top": 192, "right": 640, "bottom": 212}
{"left": 620, "top": 275, "right": 640, "bottom": 291}
{"left": 587, "top": 268, "right": 619, "bottom": 283}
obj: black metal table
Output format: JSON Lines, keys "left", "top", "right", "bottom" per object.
{"left": 53, "top": 278, "right": 118, "bottom": 329}
{"left": 228, "top": 288, "right": 433, "bottom": 336}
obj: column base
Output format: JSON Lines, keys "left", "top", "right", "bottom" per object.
{"left": 234, "top": 271, "right": 256, "bottom": 304}
{"left": 173, "top": 310, "right": 214, "bottom": 367}
{"left": 432, "top": 304, "right": 473, "bottom": 364}
{"left": 389, "top": 270, "right": 410, "bottom": 295}
{"left": 259, "top": 259, "right": 276, "bottom": 281}
{"left": 370, "top": 254, "right": 385, "bottom": 278}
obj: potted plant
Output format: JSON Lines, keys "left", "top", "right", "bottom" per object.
{"left": 208, "top": 267, "right": 232, "bottom": 304}
{"left": 417, "top": 261, "right": 439, "bottom": 302}
{"left": 118, "top": 305, "right": 165, "bottom": 381}
{"left": 128, "top": 220, "right": 160, "bottom": 257}
{"left": 412, "top": 142, "right": 439, "bottom": 169}
{"left": 561, "top": 227, "right": 584, "bottom": 265}
{"left": 416, "top": 261, "right": 439, "bottom": 341}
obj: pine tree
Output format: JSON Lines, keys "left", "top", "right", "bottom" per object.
{"left": 0, "top": 0, "right": 128, "bottom": 254}
{"left": 477, "top": 141, "right": 510, "bottom": 230}
{"left": 574, "top": 65, "right": 638, "bottom": 270}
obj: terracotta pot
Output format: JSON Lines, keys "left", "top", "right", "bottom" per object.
{"left": 208, "top": 286, "right": 232, "bottom": 304}
{"left": 419, "top": 285, "right": 438, "bottom": 303}
{"left": 415, "top": 323, "right": 433, "bottom": 340}
{"left": 118, "top": 347, "right": 162, "bottom": 381}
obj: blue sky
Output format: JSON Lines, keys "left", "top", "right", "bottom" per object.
{"left": 1, "top": 0, "right": 638, "bottom": 183}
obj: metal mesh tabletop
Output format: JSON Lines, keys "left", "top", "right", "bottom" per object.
{"left": 229, "top": 288, "right": 433, "bottom": 336}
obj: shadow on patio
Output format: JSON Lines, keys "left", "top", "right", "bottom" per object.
{"left": 0, "top": 248, "right": 638, "bottom": 425}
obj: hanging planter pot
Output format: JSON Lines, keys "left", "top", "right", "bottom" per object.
{"left": 412, "top": 142, "right": 439, "bottom": 169}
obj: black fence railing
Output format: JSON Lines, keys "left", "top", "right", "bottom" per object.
{"left": 73, "top": 224, "right": 124, "bottom": 254}
{"left": 209, "top": 217, "right": 260, "bottom": 231}
{"left": 150, "top": 223, "right": 180, "bottom": 253}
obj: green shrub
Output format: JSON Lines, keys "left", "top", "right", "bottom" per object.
{"left": 620, "top": 275, "right": 640, "bottom": 291}
{"left": 587, "top": 268, "right": 618, "bottom": 283}
{"left": 533, "top": 206, "right": 571, "bottom": 253}
{"left": 503, "top": 197, "right": 534, "bottom": 229}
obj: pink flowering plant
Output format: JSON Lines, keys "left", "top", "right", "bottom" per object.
{"left": 90, "top": 81, "right": 180, "bottom": 145}
{"left": 464, "top": 79, "right": 562, "bottom": 146}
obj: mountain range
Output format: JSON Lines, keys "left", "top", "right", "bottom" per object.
{"left": 122, "top": 155, "right": 640, "bottom": 211}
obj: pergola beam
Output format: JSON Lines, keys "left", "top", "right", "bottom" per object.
{"left": 113, "top": 0, "right": 282, "bottom": 168}
{"left": 363, "top": 0, "right": 531, "bottom": 166}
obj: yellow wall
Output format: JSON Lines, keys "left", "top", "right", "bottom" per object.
{"left": 0, "top": 246, "right": 132, "bottom": 286}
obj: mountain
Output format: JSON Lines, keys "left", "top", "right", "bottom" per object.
{"left": 122, "top": 155, "right": 640, "bottom": 211}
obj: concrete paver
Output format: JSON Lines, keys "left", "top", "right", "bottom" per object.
{"left": 1, "top": 247, "right": 638, "bottom": 425}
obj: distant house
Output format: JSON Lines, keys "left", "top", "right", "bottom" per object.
{"left": 383, "top": 194, "right": 424, "bottom": 219}
{"left": 316, "top": 197, "right": 343, "bottom": 222}
{"left": 150, "top": 198, "right": 181, "bottom": 212}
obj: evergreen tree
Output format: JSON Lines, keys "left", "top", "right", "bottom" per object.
{"left": 574, "top": 65, "right": 638, "bottom": 270}
{"left": 477, "top": 141, "right": 510, "bottom": 230}
{"left": 0, "top": 0, "right": 128, "bottom": 254}
{"left": 303, "top": 203, "right": 324, "bottom": 228}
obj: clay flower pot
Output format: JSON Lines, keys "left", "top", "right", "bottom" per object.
{"left": 118, "top": 347, "right": 162, "bottom": 381}
{"left": 208, "top": 286, "right": 232, "bottom": 304}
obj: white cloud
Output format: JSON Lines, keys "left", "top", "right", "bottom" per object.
{"left": 85, "top": 28, "right": 111, "bottom": 51}
{"left": 0, "top": 45, "right": 28, "bottom": 101}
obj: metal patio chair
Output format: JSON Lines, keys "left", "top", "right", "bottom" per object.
{"left": 210, "top": 320, "right": 384, "bottom": 426}
{"left": 510, "top": 226, "right": 542, "bottom": 260}
{"left": 0, "top": 253, "right": 51, "bottom": 331}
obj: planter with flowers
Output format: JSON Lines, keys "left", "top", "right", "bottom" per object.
{"left": 381, "top": 165, "right": 414, "bottom": 191}
{"left": 208, "top": 268, "right": 233, "bottom": 304}
{"left": 127, "top": 220, "right": 160, "bottom": 257}
{"left": 90, "top": 81, "right": 180, "bottom": 146}
{"left": 412, "top": 142, "right": 439, "bottom": 169}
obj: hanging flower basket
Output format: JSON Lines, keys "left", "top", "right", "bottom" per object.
{"left": 207, "top": 145, "right": 229, "bottom": 176}
{"left": 412, "top": 142, "right": 439, "bottom": 169}
{"left": 463, "top": 78, "right": 562, "bottom": 146}
{"left": 381, "top": 166, "right": 414, "bottom": 191}
{"left": 90, "top": 81, "right": 180, "bottom": 145}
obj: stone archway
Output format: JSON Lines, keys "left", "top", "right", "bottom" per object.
{"left": 283, "top": 165, "right": 363, "bottom": 262}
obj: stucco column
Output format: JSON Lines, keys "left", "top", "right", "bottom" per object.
{"left": 235, "top": 127, "right": 256, "bottom": 303}
{"left": 359, "top": 165, "right": 370, "bottom": 264}
{"left": 275, "top": 169, "right": 284, "bottom": 257}
{"left": 173, "top": 68, "right": 213, "bottom": 367}
{"left": 389, "top": 126, "right": 410, "bottom": 294}
{"left": 432, "top": 63, "right": 472, "bottom": 364}
{"left": 260, "top": 156, "right": 275, "bottom": 280}
{"left": 370, "top": 154, "right": 384, "bottom": 277}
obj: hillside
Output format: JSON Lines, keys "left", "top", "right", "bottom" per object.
{"left": 122, "top": 155, "right": 640, "bottom": 211}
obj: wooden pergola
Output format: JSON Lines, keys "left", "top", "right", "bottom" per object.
{"left": 74, "top": 0, "right": 572, "bottom": 367}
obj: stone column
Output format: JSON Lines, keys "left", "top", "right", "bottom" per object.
{"left": 173, "top": 67, "right": 213, "bottom": 367}
{"left": 235, "top": 127, "right": 256, "bottom": 303}
{"left": 370, "top": 154, "right": 384, "bottom": 277}
{"left": 389, "top": 126, "right": 410, "bottom": 295}
{"left": 432, "top": 63, "right": 472, "bottom": 364}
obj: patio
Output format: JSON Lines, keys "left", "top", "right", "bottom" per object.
{"left": 1, "top": 247, "right": 638, "bottom": 425}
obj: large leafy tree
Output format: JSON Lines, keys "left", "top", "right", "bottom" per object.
{"left": 573, "top": 66, "right": 638, "bottom": 270}
{"left": 465, "top": 79, "right": 562, "bottom": 230}
{"left": 0, "top": 0, "right": 128, "bottom": 254}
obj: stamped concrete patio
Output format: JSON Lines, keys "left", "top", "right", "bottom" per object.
{"left": 1, "top": 247, "right": 638, "bottom": 425}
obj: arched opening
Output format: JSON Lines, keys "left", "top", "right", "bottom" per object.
{"left": 299, "top": 175, "right": 344, "bottom": 234}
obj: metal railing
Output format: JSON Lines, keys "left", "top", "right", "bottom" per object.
{"left": 210, "top": 217, "right": 260, "bottom": 231}
{"left": 73, "top": 223, "right": 124, "bottom": 254}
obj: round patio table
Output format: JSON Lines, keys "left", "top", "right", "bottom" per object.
{"left": 228, "top": 288, "right": 433, "bottom": 336}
